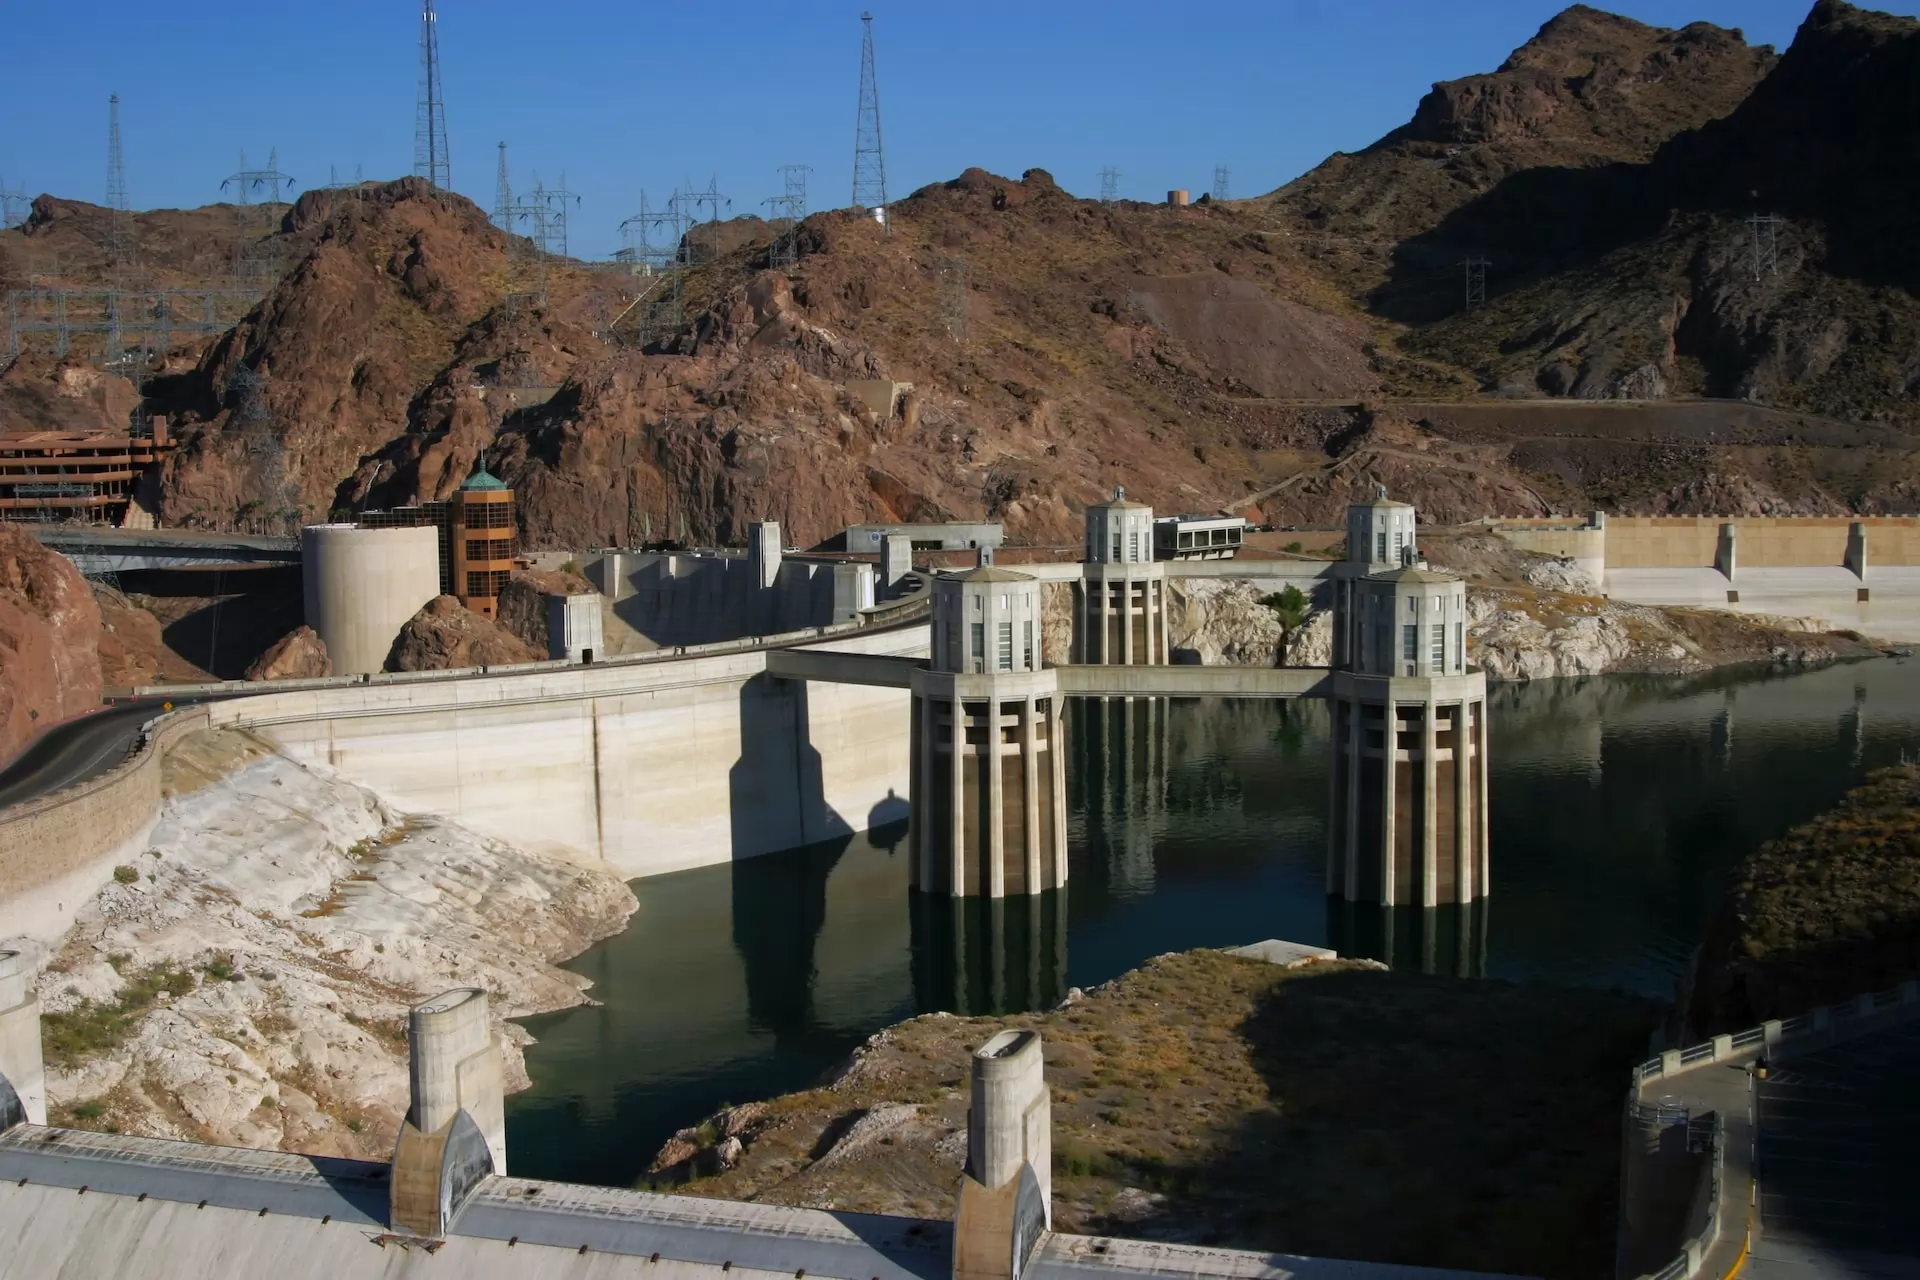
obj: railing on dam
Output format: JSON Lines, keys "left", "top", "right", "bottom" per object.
{"left": 107, "top": 573, "right": 933, "bottom": 704}
{"left": 1052, "top": 664, "right": 1334, "bottom": 699}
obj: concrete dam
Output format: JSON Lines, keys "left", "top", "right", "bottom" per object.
{"left": 209, "top": 622, "right": 926, "bottom": 879}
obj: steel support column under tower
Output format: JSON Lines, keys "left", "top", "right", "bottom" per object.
{"left": 414, "top": 0, "right": 451, "bottom": 190}
{"left": 851, "top": 12, "right": 888, "bottom": 224}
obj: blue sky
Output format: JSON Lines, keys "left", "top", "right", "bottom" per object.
{"left": 2, "top": 1, "right": 1911, "bottom": 259}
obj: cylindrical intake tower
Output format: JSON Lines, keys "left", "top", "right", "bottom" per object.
{"left": 1075, "top": 487, "right": 1168, "bottom": 665}
{"left": 912, "top": 567, "right": 1068, "bottom": 897}
{"left": 1327, "top": 491, "right": 1490, "bottom": 906}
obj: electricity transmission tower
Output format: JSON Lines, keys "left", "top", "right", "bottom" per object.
{"left": 1099, "top": 167, "right": 1120, "bottom": 205}
{"left": 1747, "top": 213, "right": 1781, "bottom": 281}
{"left": 536, "top": 172, "right": 580, "bottom": 259}
{"left": 221, "top": 151, "right": 296, "bottom": 282}
{"left": 414, "top": 0, "right": 451, "bottom": 189}
{"left": 0, "top": 177, "right": 28, "bottom": 230}
{"left": 851, "top": 12, "right": 888, "bottom": 222}
{"left": 762, "top": 165, "right": 811, "bottom": 268}
{"left": 1212, "top": 165, "right": 1230, "bottom": 202}
{"left": 1461, "top": 256, "right": 1489, "bottom": 309}
{"left": 940, "top": 257, "right": 968, "bottom": 342}
{"left": 688, "top": 176, "right": 729, "bottom": 262}
{"left": 105, "top": 94, "right": 132, "bottom": 270}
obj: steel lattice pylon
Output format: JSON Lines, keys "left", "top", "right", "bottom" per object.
{"left": 851, "top": 12, "right": 888, "bottom": 222}
{"left": 105, "top": 95, "right": 132, "bottom": 269}
{"left": 414, "top": 0, "right": 451, "bottom": 189}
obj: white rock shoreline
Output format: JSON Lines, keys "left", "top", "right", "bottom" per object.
{"left": 20, "top": 728, "right": 636, "bottom": 1158}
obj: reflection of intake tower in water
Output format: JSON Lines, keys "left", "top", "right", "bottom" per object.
{"left": 1327, "top": 899, "right": 1489, "bottom": 977}
{"left": 1327, "top": 491, "right": 1491, "bottom": 905}
{"left": 910, "top": 892, "right": 1068, "bottom": 1015}
{"left": 911, "top": 567, "right": 1069, "bottom": 896}
{"left": 1071, "top": 697, "right": 1167, "bottom": 897}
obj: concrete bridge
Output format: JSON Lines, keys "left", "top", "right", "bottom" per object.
{"left": 765, "top": 648, "right": 1334, "bottom": 699}
{"left": 28, "top": 526, "right": 300, "bottom": 573}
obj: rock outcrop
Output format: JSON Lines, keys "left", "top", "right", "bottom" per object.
{"left": 386, "top": 595, "right": 545, "bottom": 672}
{"left": 0, "top": 526, "right": 103, "bottom": 761}
{"left": 244, "top": 626, "right": 332, "bottom": 681}
{"left": 34, "top": 728, "right": 636, "bottom": 1156}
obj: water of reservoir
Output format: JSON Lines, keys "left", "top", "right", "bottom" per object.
{"left": 507, "top": 657, "right": 1920, "bottom": 1188}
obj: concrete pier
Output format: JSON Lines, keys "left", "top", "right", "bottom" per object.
{"left": 391, "top": 988, "right": 505, "bottom": 1238}
{"left": 953, "top": 1030, "right": 1052, "bottom": 1280}
{"left": 0, "top": 952, "right": 43, "bottom": 1126}
{"left": 912, "top": 568, "right": 1068, "bottom": 897}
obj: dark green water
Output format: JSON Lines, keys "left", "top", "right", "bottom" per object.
{"left": 506, "top": 658, "right": 1920, "bottom": 1187}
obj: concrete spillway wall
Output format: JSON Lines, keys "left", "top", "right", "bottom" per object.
{"left": 205, "top": 625, "right": 925, "bottom": 880}
{"left": 586, "top": 549, "right": 874, "bottom": 655}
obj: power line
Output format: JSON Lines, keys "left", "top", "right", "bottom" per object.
{"left": 414, "top": 0, "right": 451, "bottom": 190}
{"left": 851, "top": 12, "right": 888, "bottom": 225}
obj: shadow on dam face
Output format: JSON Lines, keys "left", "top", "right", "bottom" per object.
{"left": 727, "top": 674, "right": 853, "bottom": 861}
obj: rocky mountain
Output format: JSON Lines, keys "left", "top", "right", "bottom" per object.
{"left": 0, "top": 527, "right": 103, "bottom": 761}
{"left": 3, "top": 2, "right": 1918, "bottom": 550}
{"left": 1275, "top": 1, "right": 1920, "bottom": 425}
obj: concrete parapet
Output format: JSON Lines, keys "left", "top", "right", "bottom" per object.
{"left": 954, "top": 1030, "right": 1051, "bottom": 1280}
{"left": 392, "top": 988, "right": 504, "bottom": 1237}
{"left": 1714, "top": 523, "right": 1736, "bottom": 581}
{"left": 0, "top": 707, "right": 209, "bottom": 944}
{"left": 0, "top": 951, "right": 44, "bottom": 1125}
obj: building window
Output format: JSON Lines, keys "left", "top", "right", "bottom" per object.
{"left": 1407, "top": 597, "right": 1418, "bottom": 616}
{"left": 1432, "top": 623, "right": 1445, "bottom": 673}
{"left": 1454, "top": 621, "right": 1464, "bottom": 672}
{"left": 971, "top": 621, "right": 985, "bottom": 673}
{"left": 1128, "top": 531, "right": 1139, "bottom": 561}
{"left": 1376, "top": 532, "right": 1386, "bottom": 561}
{"left": 1403, "top": 624, "right": 1418, "bottom": 664}
{"left": 1023, "top": 621, "right": 1034, "bottom": 670}
{"left": 1394, "top": 531, "right": 1403, "bottom": 558}
{"left": 1111, "top": 535, "right": 1121, "bottom": 561}
{"left": 997, "top": 622, "right": 1013, "bottom": 671}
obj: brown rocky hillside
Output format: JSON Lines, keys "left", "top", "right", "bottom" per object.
{"left": 4, "top": 3, "right": 1919, "bottom": 546}
{"left": 1273, "top": 1, "right": 1920, "bottom": 427}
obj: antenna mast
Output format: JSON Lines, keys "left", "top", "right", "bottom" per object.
{"left": 106, "top": 94, "right": 132, "bottom": 269}
{"left": 414, "top": 0, "right": 451, "bottom": 189}
{"left": 851, "top": 12, "right": 888, "bottom": 223}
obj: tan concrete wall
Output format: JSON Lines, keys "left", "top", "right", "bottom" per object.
{"left": 0, "top": 709, "right": 208, "bottom": 943}
{"left": 1605, "top": 517, "right": 1920, "bottom": 570}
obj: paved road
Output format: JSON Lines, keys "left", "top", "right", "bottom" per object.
{"left": 0, "top": 701, "right": 174, "bottom": 811}
{"left": 1745, "top": 1021, "right": 1920, "bottom": 1279}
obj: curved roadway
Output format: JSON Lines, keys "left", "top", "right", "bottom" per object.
{"left": 0, "top": 700, "right": 179, "bottom": 812}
